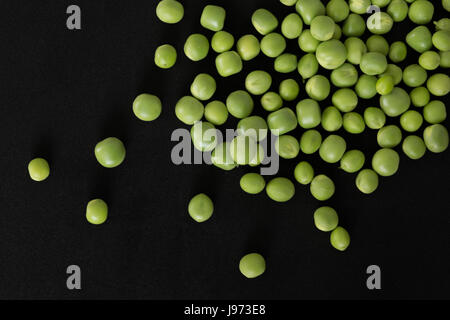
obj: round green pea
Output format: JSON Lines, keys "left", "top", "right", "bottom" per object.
{"left": 240, "top": 173, "right": 266, "bottom": 195}
{"left": 204, "top": 101, "right": 228, "bottom": 126}
{"left": 419, "top": 51, "right": 441, "bottom": 70}
{"left": 200, "top": 5, "right": 226, "bottom": 32}
{"left": 387, "top": 0, "right": 409, "bottom": 22}
{"left": 191, "top": 121, "right": 217, "bottom": 152}
{"left": 229, "top": 135, "right": 258, "bottom": 165}
{"left": 316, "top": 39, "right": 347, "bottom": 70}
{"left": 294, "top": 161, "right": 314, "bottom": 185}
{"left": 295, "top": 0, "right": 325, "bottom": 25}
{"left": 380, "top": 87, "right": 411, "bottom": 117}
{"left": 427, "top": 73, "right": 450, "bottom": 96}
{"left": 322, "top": 106, "right": 343, "bottom": 132}
{"left": 319, "top": 135, "right": 347, "bottom": 163}
{"left": 300, "top": 129, "right": 322, "bottom": 154}
{"left": 267, "top": 107, "right": 298, "bottom": 136}
{"left": 355, "top": 75, "right": 377, "bottom": 99}
{"left": 237, "top": 35, "right": 260, "bottom": 61}
{"left": 400, "top": 110, "right": 423, "bottom": 132}
{"left": 340, "top": 150, "right": 365, "bottom": 173}
{"left": 154, "top": 44, "right": 177, "bottom": 69}
{"left": 364, "top": 107, "right": 386, "bottom": 129}
{"left": 367, "top": 12, "right": 393, "bottom": 35}
{"left": 261, "top": 33, "right": 286, "bottom": 58}
{"left": 132, "top": 94, "right": 162, "bottom": 122}
{"left": 94, "top": 137, "right": 126, "bottom": 168}
{"left": 275, "top": 135, "right": 300, "bottom": 159}
{"left": 211, "top": 31, "right": 234, "bottom": 53}
{"left": 86, "top": 199, "right": 108, "bottom": 225}
{"left": 408, "top": 0, "right": 434, "bottom": 25}
{"left": 310, "top": 174, "right": 335, "bottom": 201}
{"left": 314, "top": 207, "right": 339, "bottom": 232}
{"left": 366, "top": 35, "right": 390, "bottom": 55}
{"left": 274, "top": 54, "right": 298, "bottom": 73}
{"left": 237, "top": 116, "right": 268, "bottom": 142}
{"left": 349, "top": 0, "right": 371, "bottom": 14}
{"left": 423, "top": 124, "right": 449, "bottom": 153}
{"left": 211, "top": 142, "right": 236, "bottom": 171}
{"left": 372, "top": 148, "right": 400, "bottom": 177}
{"left": 311, "top": 16, "right": 335, "bottom": 41}
{"left": 245, "top": 71, "right": 272, "bottom": 96}
{"left": 406, "top": 26, "right": 432, "bottom": 53}
{"left": 376, "top": 75, "right": 395, "bottom": 95}
{"left": 266, "top": 177, "right": 295, "bottom": 202}
{"left": 423, "top": 100, "right": 447, "bottom": 124}
{"left": 156, "top": 0, "right": 184, "bottom": 24}
{"left": 360, "top": 52, "right": 388, "bottom": 75}
{"left": 330, "top": 227, "right": 350, "bottom": 251}
{"left": 402, "top": 135, "right": 427, "bottom": 160}
{"left": 377, "top": 125, "right": 403, "bottom": 148}
{"left": 28, "top": 158, "right": 50, "bottom": 181}
{"left": 342, "top": 13, "right": 366, "bottom": 37}
{"left": 215, "top": 51, "right": 243, "bottom": 77}
{"left": 239, "top": 253, "right": 266, "bottom": 279}
{"left": 175, "top": 96, "right": 204, "bottom": 125}
{"left": 403, "top": 64, "right": 427, "bottom": 87}
{"left": 190, "top": 73, "right": 216, "bottom": 101}
{"left": 298, "top": 29, "right": 321, "bottom": 53}
{"left": 252, "top": 8, "right": 278, "bottom": 35}
{"left": 261, "top": 92, "right": 283, "bottom": 112}
{"left": 356, "top": 169, "right": 379, "bottom": 194}
{"left": 345, "top": 37, "right": 367, "bottom": 65}
{"left": 226, "top": 90, "right": 253, "bottom": 119}
{"left": 409, "top": 87, "right": 430, "bottom": 108}
{"left": 343, "top": 112, "right": 365, "bottom": 134}
{"left": 297, "top": 53, "right": 319, "bottom": 79}
{"left": 188, "top": 193, "right": 214, "bottom": 223}
{"left": 306, "top": 75, "right": 330, "bottom": 101}
{"left": 331, "top": 63, "right": 358, "bottom": 87}
{"left": 280, "top": 0, "right": 297, "bottom": 6}
{"left": 332, "top": 88, "right": 358, "bottom": 112}
{"left": 389, "top": 41, "right": 407, "bottom": 63}
{"left": 326, "top": 0, "right": 350, "bottom": 23}
{"left": 184, "top": 34, "right": 209, "bottom": 61}
{"left": 281, "top": 13, "right": 303, "bottom": 39}
{"left": 296, "top": 99, "right": 321, "bottom": 129}
{"left": 279, "top": 79, "right": 300, "bottom": 101}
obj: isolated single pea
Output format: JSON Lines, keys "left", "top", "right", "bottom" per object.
{"left": 403, "top": 64, "right": 427, "bottom": 87}
{"left": 215, "top": 51, "right": 243, "bottom": 77}
{"left": 239, "top": 253, "right": 266, "bottom": 279}
{"left": 419, "top": 51, "right": 440, "bottom": 70}
{"left": 427, "top": 73, "right": 450, "bottom": 96}
{"left": 191, "top": 121, "right": 217, "bottom": 152}
{"left": 211, "top": 142, "right": 236, "bottom": 171}
{"left": 387, "top": 0, "right": 409, "bottom": 22}
{"left": 372, "top": 148, "right": 400, "bottom": 177}
{"left": 367, "top": 12, "right": 393, "bottom": 35}
{"left": 310, "top": 16, "right": 335, "bottom": 41}
{"left": 281, "top": 13, "right": 303, "bottom": 39}
{"left": 366, "top": 35, "right": 389, "bottom": 55}
{"left": 423, "top": 124, "right": 449, "bottom": 153}
{"left": 229, "top": 135, "right": 258, "bottom": 165}
{"left": 294, "top": 161, "right": 315, "bottom": 185}
{"left": 322, "top": 106, "right": 343, "bottom": 132}
{"left": 261, "top": 33, "right": 286, "bottom": 58}
{"left": 340, "top": 150, "right": 365, "bottom": 173}
{"left": 423, "top": 101, "right": 446, "bottom": 124}
{"left": 28, "top": 158, "right": 50, "bottom": 181}
{"left": 410, "top": 87, "right": 430, "bottom": 107}
{"left": 274, "top": 54, "right": 298, "bottom": 73}
{"left": 86, "top": 199, "right": 108, "bottom": 225}
{"left": 184, "top": 34, "right": 209, "bottom": 61}
{"left": 211, "top": 31, "right": 234, "bottom": 53}
{"left": 402, "top": 135, "right": 427, "bottom": 160}
{"left": 237, "top": 116, "right": 268, "bottom": 142}
{"left": 266, "top": 177, "right": 295, "bottom": 202}
{"left": 364, "top": 107, "right": 386, "bottom": 129}
{"left": 408, "top": 0, "right": 434, "bottom": 25}
{"left": 330, "top": 226, "right": 350, "bottom": 251}
{"left": 400, "top": 110, "right": 423, "bottom": 132}
{"left": 298, "top": 29, "right": 321, "bottom": 53}
{"left": 200, "top": 5, "right": 226, "bottom": 32}
{"left": 204, "top": 101, "right": 228, "bottom": 126}
{"left": 349, "top": 0, "right": 371, "bottom": 14}
{"left": 261, "top": 92, "right": 283, "bottom": 112}
{"left": 297, "top": 53, "right": 319, "bottom": 79}
{"left": 389, "top": 41, "right": 407, "bottom": 63}
{"left": 279, "top": 79, "right": 300, "bottom": 101}
{"left": 310, "top": 174, "right": 335, "bottom": 201}
{"left": 94, "top": 137, "right": 126, "bottom": 168}
{"left": 306, "top": 75, "right": 330, "bottom": 101}
{"left": 381, "top": 64, "right": 403, "bottom": 85}
{"left": 320, "top": 135, "right": 347, "bottom": 163}
{"left": 245, "top": 71, "right": 272, "bottom": 96}
{"left": 355, "top": 75, "right": 377, "bottom": 99}
{"left": 343, "top": 112, "right": 366, "bottom": 134}
{"left": 332, "top": 88, "right": 358, "bottom": 112}
{"left": 377, "top": 125, "right": 403, "bottom": 148}
{"left": 295, "top": 0, "right": 325, "bottom": 25}
{"left": 190, "top": 73, "right": 216, "bottom": 101}
{"left": 316, "top": 39, "right": 347, "bottom": 70}
{"left": 360, "top": 52, "right": 388, "bottom": 75}
{"left": 406, "top": 26, "right": 432, "bottom": 53}
{"left": 226, "top": 90, "right": 253, "bottom": 119}
{"left": 252, "top": 9, "right": 278, "bottom": 35}
{"left": 237, "top": 35, "right": 260, "bottom": 61}
{"left": 296, "top": 99, "right": 321, "bottom": 129}
{"left": 300, "top": 129, "right": 322, "bottom": 154}
{"left": 440, "top": 51, "right": 450, "bottom": 68}
{"left": 267, "top": 107, "right": 298, "bottom": 135}
{"left": 188, "top": 193, "right": 214, "bottom": 223}
{"left": 132, "top": 94, "right": 162, "bottom": 122}
{"left": 280, "top": 0, "right": 297, "bottom": 6}
{"left": 275, "top": 135, "right": 300, "bottom": 159}
{"left": 376, "top": 75, "right": 394, "bottom": 95}
{"left": 175, "top": 96, "right": 204, "bottom": 125}
{"left": 154, "top": 44, "right": 177, "bottom": 69}
{"left": 326, "top": 0, "right": 350, "bottom": 22}
{"left": 331, "top": 63, "right": 358, "bottom": 87}
{"left": 342, "top": 13, "right": 366, "bottom": 37}
{"left": 240, "top": 173, "right": 266, "bottom": 195}
{"left": 380, "top": 87, "right": 411, "bottom": 117}
{"left": 156, "top": 0, "right": 184, "bottom": 24}
{"left": 356, "top": 169, "right": 379, "bottom": 194}
{"left": 314, "top": 207, "right": 339, "bottom": 232}
{"left": 345, "top": 37, "right": 367, "bottom": 65}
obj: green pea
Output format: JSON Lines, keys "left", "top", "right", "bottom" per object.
{"left": 226, "top": 90, "right": 253, "bottom": 119}
{"left": 240, "top": 173, "right": 265, "bottom": 195}
{"left": 400, "top": 110, "right": 423, "bottom": 132}
{"left": 261, "top": 92, "right": 283, "bottom": 112}
{"left": 408, "top": 0, "right": 434, "bottom": 25}
{"left": 418, "top": 51, "right": 440, "bottom": 70}
{"left": 355, "top": 75, "right": 377, "bottom": 99}
{"left": 300, "top": 129, "right": 322, "bottom": 154}
{"left": 245, "top": 71, "right": 272, "bottom": 96}
{"left": 402, "top": 135, "right": 427, "bottom": 160}
{"left": 297, "top": 53, "right": 319, "bottom": 79}
{"left": 333, "top": 24, "right": 342, "bottom": 40}
{"left": 239, "top": 253, "right": 266, "bottom": 279}
{"left": 274, "top": 54, "right": 298, "bottom": 73}
{"left": 261, "top": 33, "right": 286, "bottom": 58}
{"left": 366, "top": 35, "right": 389, "bottom": 55}
{"left": 326, "top": 0, "right": 350, "bottom": 22}
{"left": 367, "top": 12, "right": 393, "bottom": 35}
{"left": 423, "top": 124, "right": 449, "bottom": 153}
{"left": 211, "top": 142, "right": 236, "bottom": 171}
{"left": 372, "top": 148, "right": 400, "bottom": 177}
{"left": 249, "top": 144, "right": 265, "bottom": 167}
{"left": 310, "top": 174, "right": 335, "bottom": 201}
{"left": 298, "top": 29, "right": 321, "bottom": 53}
{"left": 190, "top": 73, "right": 216, "bottom": 101}
{"left": 236, "top": 35, "right": 260, "bottom": 61}
{"left": 314, "top": 207, "right": 339, "bottom": 232}
{"left": 211, "top": 31, "right": 234, "bottom": 53}
{"left": 410, "top": 87, "right": 430, "bottom": 107}
{"left": 296, "top": 99, "right": 321, "bottom": 129}
{"left": 343, "top": 112, "right": 366, "bottom": 134}
{"left": 440, "top": 51, "right": 450, "bottom": 68}
{"left": 266, "top": 177, "right": 295, "bottom": 202}
{"left": 356, "top": 169, "right": 379, "bottom": 194}
{"left": 387, "top": 0, "right": 409, "bottom": 22}
{"left": 94, "top": 137, "right": 126, "bottom": 168}
{"left": 434, "top": 18, "right": 450, "bottom": 32}
{"left": 349, "top": 0, "right": 371, "bottom": 14}
{"left": 444, "top": 0, "right": 450, "bottom": 12}
{"left": 345, "top": 37, "right": 367, "bottom": 65}
{"left": 156, "top": 0, "right": 184, "bottom": 24}
{"left": 332, "top": 88, "right": 358, "bottom": 112}
{"left": 427, "top": 73, "right": 450, "bottom": 96}
{"left": 316, "top": 39, "right": 347, "bottom": 70}
{"left": 86, "top": 199, "right": 108, "bottom": 225}
{"left": 423, "top": 100, "right": 447, "bottom": 124}
{"left": 360, "top": 52, "right": 388, "bottom": 75}
{"left": 331, "top": 63, "right": 358, "bottom": 87}
{"left": 406, "top": 26, "right": 432, "bottom": 53}
{"left": 184, "top": 34, "right": 209, "bottom": 61}
{"left": 320, "top": 134, "right": 347, "bottom": 163}
{"left": 389, "top": 41, "right": 407, "bottom": 63}
{"left": 377, "top": 125, "right": 403, "bottom": 148}
{"left": 403, "top": 64, "right": 427, "bottom": 87}
{"left": 28, "top": 158, "right": 50, "bottom": 181}
{"left": 280, "top": 0, "right": 297, "bottom": 6}
{"left": 237, "top": 116, "right": 268, "bottom": 142}
{"left": 229, "top": 135, "right": 258, "bottom": 165}
{"left": 188, "top": 193, "right": 214, "bottom": 223}
{"left": 252, "top": 9, "right": 278, "bottom": 35}
{"left": 295, "top": 0, "right": 325, "bottom": 25}
{"left": 204, "top": 101, "right": 228, "bottom": 126}
{"left": 310, "top": 16, "right": 335, "bottom": 41}
{"left": 340, "top": 150, "right": 365, "bottom": 173}
{"left": 267, "top": 107, "right": 298, "bottom": 136}
{"left": 380, "top": 87, "right": 411, "bottom": 117}
{"left": 200, "top": 5, "right": 225, "bottom": 32}
{"left": 330, "top": 226, "right": 350, "bottom": 251}
{"left": 381, "top": 64, "right": 403, "bottom": 85}
{"left": 279, "top": 79, "right": 300, "bottom": 101}
{"left": 376, "top": 75, "right": 395, "bottom": 95}
{"left": 433, "top": 31, "right": 450, "bottom": 52}
{"left": 342, "top": 13, "right": 366, "bottom": 37}
{"left": 191, "top": 121, "right": 217, "bottom": 152}
{"left": 215, "top": 51, "right": 243, "bottom": 77}
{"left": 175, "top": 96, "right": 204, "bottom": 125}
{"left": 322, "top": 106, "right": 343, "bottom": 132}
{"left": 154, "top": 44, "right": 177, "bottom": 69}
{"left": 132, "top": 94, "right": 162, "bottom": 122}
{"left": 294, "top": 161, "right": 315, "bottom": 185}
{"left": 372, "top": 0, "right": 392, "bottom": 7}
{"left": 364, "top": 107, "right": 386, "bottom": 129}
{"left": 281, "top": 13, "right": 303, "bottom": 39}
{"left": 275, "top": 135, "right": 300, "bottom": 159}
{"left": 306, "top": 75, "right": 330, "bottom": 101}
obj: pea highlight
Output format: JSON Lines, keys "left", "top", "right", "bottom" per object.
{"left": 240, "top": 173, "right": 266, "bottom": 195}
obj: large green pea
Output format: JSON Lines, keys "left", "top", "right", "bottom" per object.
{"left": 360, "top": 52, "right": 388, "bottom": 75}
{"left": 156, "top": 0, "right": 184, "bottom": 24}
{"left": 340, "top": 150, "right": 365, "bottom": 173}
{"left": 245, "top": 71, "right": 272, "bottom": 96}
{"left": 311, "top": 15, "right": 335, "bottom": 41}
{"left": 267, "top": 107, "right": 298, "bottom": 135}
{"left": 274, "top": 53, "right": 298, "bottom": 73}
{"left": 184, "top": 34, "right": 209, "bottom": 61}
{"left": 332, "top": 88, "right": 358, "bottom": 112}
{"left": 226, "top": 90, "right": 254, "bottom": 119}
{"left": 237, "top": 35, "right": 260, "bottom": 61}
{"left": 387, "top": 0, "right": 409, "bottom": 22}
{"left": 389, "top": 41, "right": 407, "bottom": 63}
{"left": 355, "top": 74, "right": 377, "bottom": 99}
{"left": 200, "top": 5, "right": 226, "bottom": 32}
{"left": 376, "top": 75, "right": 394, "bottom": 95}
{"left": 319, "top": 135, "right": 346, "bottom": 163}
{"left": 367, "top": 35, "right": 390, "bottom": 56}
{"left": 342, "top": 13, "right": 366, "bottom": 37}
{"left": 298, "top": 29, "right": 321, "bottom": 53}
{"left": 330, "top": 227, "right": 350, "bottom": 251}
{"left": 300, "top": 129, "right": 322, "bottom": 154}
{"left": 261, "top": 92, "right": 283, "bottom": 112}
{"left": 266, "top": 177, "right": 295, "bottom": 202}
{"left": 322, "top": 106, "right": 343, "bottom": 132}
{"left": 296, "top": 99, "right": 321, "bottom": 129}
{"left": 154, "top": 44, "right": 177, "bottom": 69}
{"left": 326, "top": 0, "right": 350, "bottom": 22}
{"left": 281, "top": 13, "right": 303, "bottom": 39}
{"left": 188, "top": 193, "right": 214, "bottom": 223}
{"left": 406, "top": 26, "right": 432, "bottom": 53}
{"left": 211, "top": 31, "right": 234, "bottom": 53}
{"left": 239, "top": 253, "right": 266, "bottom": 278}
{"left": 314, "top": 207, "right": 339, "bottom": 232}
{"left": 175, "top": 96, "right": 204, "bottom": 125}
{"left": 86, "top": 199, "right": 108, "bottom": 225}
{"left": 316, "top": 39, "right": 347, "bottom": 70}
{"left": 349, "top": 0, "right": 371, "bottom": 14}
{"left": 229, "top": 135, "right": 258, "bottom": 165}
{"left": 356, "top": 169, "right": 379, "bottom": 194}
{"left": 310, "top": 174, "right": 335, "bottom": 201}
{"left": 94, "top": 137, "right": 126, "bottom": 168}
{"left": 345, "top": 37, "right": 367, "bottom": 65}
{"left": 252, "top": 9, "right": 278, "bottom": 35}
{"left": 260, "top": 33, "right": 286, "bottom": 58}
{"left": 423, "top": 124, "right": 449, "bottom": 153}
{"left": 380, "top": 87, "right": 411, "bottom": 117}
{"left": 240, "top": 173, "right": 266, "bottom": 195}
{"left": 423, "top": 100, "right": 447, "bottom": 124}
{"left": 427, "top": 73, "right": 450, "bottom": 96}
{"left": 419, "top": 51, "right": 441, "bottom": 70}
{"left": 364, "top": 107, "right": 386, "bottom": 129}
{"left": 295, "top": 0, "right": 325, "bottom": 25}
{"left": 297, "top": 53, "right": 319, "bottom": 79}
{"left": 190, "top": 121, "right": 217, "bottom": 152}
{"left": 410, "top": 87, "right": 430, "bottom": 107}
{"left": 306, "top": 75, "right": 330, "bottom": 101}
{"left": 372, "top": 148, "right": 400, "bottom": 177}
{"left": 132, "top": 94, "right": 162, "bottom": 122}
{"left": 204, "top": 100, "right": 228, "bottom": 126}
{"left": 215, "top": 51, "right": 243, "bottom": 77}
{"left": 331, "top": 63, "right": 358, "bottom": 87}
{"left": 343, "top": 112, "right": 365, "bottom": 134}
{"left": 211, "top": 142, "right": 236, "bottom": 171}
{"left": 403, "top": 64, "right": 427, "bottom": 87}
{"left": 400, "top": 110, "right": 423, "bottom": 132}
{"left": 377, "top": 125, "right": 403, "bottom": 148}
{"left": 237, "top": 116, "right": 268, "bottom": 142}
{"left": 408, "top": 0, "right": 434, "bottom": 25}
{"left": 402, "top": 135, "right": 427, "bottom": 160}
{"left": 190, "top": 73, "right": 216, "bottom": 101}
{"left": 294, "top": 161, "right": 314, "bottom": 185}
{"left": 367, "top": 12, "right": 393, "bottom": 35}
{"left": 275, "top": 135, "right": 300, "bottom": 159}
{"left": 279, "top": 79, "right": 300, "bottom": 101}
{"left": 28, "top": 158, "right": 50, "bottom": 181}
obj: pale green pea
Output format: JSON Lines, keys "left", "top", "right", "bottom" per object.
{"left": 86, "top": 199, "right": 108, "bottom": 225}
{"left": 427, "top": 73, "right": 450, "bottom": 96}
{"left": 423, "top": 100, "right": 447, "bottom": 124}
{"left": 175, "top": 96, "right": 204, "bottom": 125}
{"left": 316, "top": 39, "right": 347, "bottom": 70}
{"left": 326, "top": 0, "right": 350, "bottom": 22}
{"left": 445, "top": 0, "right": 450, "bottom": 12}
{"left": 211, "top": 142, "right": 236, "bottom": 171}
{"left": 156, "top": 0, "right": 184, "bottom": 24}
{"left": 226, "top": 90, "right": 253, "bottom": 119}
{"left": 295, "top": 0, "right": 325, "bottom": 25}
{"left": 274, "top": 54, "right": 298, "bottom": 73}
{"left": 298, "top": 29, "right": 321, "bottom": 53}
{"left": 300, "top": 129, "right": 322, "bottom": 154}
{"left": 355, "top": 75, "right": 377, "bottom": 99}
{"left": 403, "top": 64, "right": 427, "bottom": 87}
{"left": 28, "top": 158, "right": 50, "bottom": 181}
{"left": 154, "top": 44, "right": 177, "bottom": 69}
{"left": 380, "top": 87, "right": 411, "bottom": 117}
{"left": 275, "top": 135, "right": 300, "bottom": 159}
{"left": 322, "top": 106, "right": 343, "bottom": 132}
{"left": 279, "top": 79, "right": 300, "bottom": 101}
{"left": 366, "top": 35, "right": 389, "bottom": 55}
{"left": 281, "top": 13, "right": 303, "bottom": 39}
{"left": 267, "top": 107, "right": 298, "bottom": 136}
{"left": 306, "top": 75, "right": 330, "bottom": 101}
{"left": 402, "top": 135, "right": 427, "bottom": 160}
{"left": 211, "top": 31, "right": 234, "bottom": 53}
{"left": 297, "top": 53, "right": 319, "bottom": 79}
{"left": 294, "top": 161, "right": 314, "bottom": 185}
{"left": 94, "top": 137, "right": 126, "bottom": 168}
{"left": 377, "top": 125, "right": 403, "bottom": 148}
{"left": 387, "top": 0, "right": 409, "bottom": 22}
{"left": 342, "top": 13, "right": 366, "bottom": 37}
{"left": 381, "top": 64, "right": 403, "bottom": 85}
{"left": 261, "top": 33, "right": 286, "bottom": 58}
{"left": 330, "top": 227, "right": 350, "bottom": 251}
{"left": 190, "top": 73, "right": 216, "bottom": 101}
{"left": 280, "top": 0, "right": 297, "bottom": 6}
{"left": 215, "top": 51, "right": 243, "bottom": 77}
{"left": 266, "top": 177, "right": 295, "bottom": 202}
{"left": 349, "top": 0, "right": 371, "bottom": 14}
{"left": 204, "top": 101, "right": 228, "bottom": 126}
{"left": 237, "top": 116, "right": 268, "bottom": 142}
{"left": 400, "top": 110, "right": 423, "bottom": 132}
{"left": 360, "top": 52, "right": 388, "bottom": 75}
{"left": 319, "top": 134, "right": 347, "bottom": 163}
{"left": 184, "top": 34, "right": 209, "bottom": 61}
{"left": 229, "top": 135, "right": 258, "bottom": 165}
{"left": 132, "top": 94, "right": 162, "bottom": 122}
{"left": 408, "top": 0, "right": 434, "bottom": 25}
{"left": 332, "top": 88, "right": 358, "bottom": 112}
{"left": 314, "top": 207, "right": 339, "bottom": 232}
{"left": 296, "top": 99, "right": 321, "bottom": 129}
{"left": 240, "top": 173, "right": 266, "bottom": 195}
{"left": 376, "top": 75, "right": 395, "bottom": 95}
{"left": 423, "top": 124, "right": 449, "bottom": 153}
{"left": 330, "top": 63, "right": 358, "bottom": 87}
{"left": 239, "top": 253, "right": 265, "bottom": 278}
{"left": 389, "top": 41, "right": 407, "bottom": 63}
{"left": 433, "top": 30, "right": 450, "bottom": 52}
{"left": 252, "top": 9, "right": 278, "bottom": 35}
{"left": 419, "top": 51, "right": 440, "bottom": 70}
{"left": 237, "top": 35, "right": 260, "bottom": 61}
{"left": 367, "top": 12, "right": 393, "bottom": 35}
{"left": 406, "top": 26, "right": 432, "bottom": 53}
{"left": 261, "top": 92, "right": 283, "bottom": 112}
{"left": 440, "top": 51, "right": 450, "bottom": 68}
{"left": 310, "top": 174, "right": 335, "bottom": 201}
{"left": 364, "top": 107, "right": 386, "bottom": 129}
{"left": 372, "top": 0, "right": 392, "bottom": 7}
{"left": 410, "top": 87, "right": 430, "bottom": 107}
{"left": 340, "top": 150, "right": 365, "bottom": 173}
{"left": 343, "top": 112, "right": 366, "bottom": 134}
{"left": 356, "top": 169, "right": 379, "bottom": 194}
{"left": 188, "top": 193, "right": 214, "bottom": 223}
{"left": 245, "top": 71, "right": 272, "bottom": 96}
{"left": 311, "top": 16, "right": 335, "bottom": 41}
{"left": 345, "top": 37, "right": 367, "bottom": 65}
{"left": 372, "top": 148, "right": 400, "bottom": 177}
{"left": 200, "top": 5, "right": 226, "bottom": 32}
{"left": 190, "top": 121, "right": 217, "bottom": 152}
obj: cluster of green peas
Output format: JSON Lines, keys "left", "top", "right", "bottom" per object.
{"left": 28, "top": 0, "right": 450, "bottom": 280}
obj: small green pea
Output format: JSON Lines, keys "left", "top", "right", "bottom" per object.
{"left": 274, "top": 53, "right": 298, "bottom": 73}
{"left": 355, "top": 74, "right": 377, "bottom": 99}
{"left": 252, "top": 8, "right": 278, "bottom": 35}
{"left": 402, "top": 135, "right": 427, "bottom": 160}
{"left": 245, "top": 71, "right": 272, "bottom": 96}
{"left": 410, "top": 87, "right": 430, "bottom": 107}
{"left": 215, "top": 51, "right": 243, "bottom": 77}
{"left": 154, "top": 44, "right": 177, "bottom": 69}
{"left": 275, "top": 135, "right": 300, "bottom": 159}
{"left": 423, "top": 100, "right": 447, "bottom": 124}
{"left": 379, "top": 87, "right": 411, "bottom": 117}
{"left": 349, "top": 0, "right": 371, "bottom": 14}
{"left": 237, "top": 35, "right": 260, "bottom": 61}
{"left": 340, "top": 150, "right": 365, "bottom": 173}
{"left": 306, "top": 75, "right": 330, "bottom": 101}
{"left": 400, "top": 110, "right": 423, "bottom": 133}
{"left": 376, "top": 75, "right": 395, "bottom": 95}
{"left": 190, "top": 73, "right": 216, "bottom": 101}
{"left": 319, "top": 135, "right": 347, "bottom": 163}
{"left": 297, "top": 53, "right": 319, "bottom": 79}
{"left": 419, "top": 51, "right": 441, "bottom": 70}
{"left": 366, "top": 35, "right": 390, "bottom": 55}
{"left": 360, "top": 52, "right": 388, "bottom": 75}
{"left": 204, "top": 101, "right": 228, "bottom": 126}
{"left": 389, "top": 41, "right": 407, "bottom": 63}
{"left": 191, "top": 121, "right": 217, "bottom": 152}
{"left": 295, "top": 0, "right": 325, "bottom": 25}
{"left": 226, "top": 90, "right": 254, "bottom": 119}
{"left": 184, "top": 34, "right": 209, "bottom": 62}
{"left": 403, "top": 64, "right": 427, "bottom": 87}
{"left": 423, "top": 124, "right": 449, "bottom": 153}
{"left": 332, "top": 88, "right": 358, "bottom": 112}
{"left": 294, "top": 161, "right": 314, "bottom": 185}
{"left": 322, "top": 106, "right": 343, "bottom": 132}
{"left": 345, "top": 37, "right": 367, "bottom": 65}
{"left": 132, "top": 94, "right": 162, "bottom": 122}
{"left": 211, "top": 31, "right": 234, "bottom": 53}
{"left": 331, "top": 63, "right": 358, "bottom": 87}
{"left": 326, "top": 0, "right": 350, "bottom": 23}
{"left": 188, "top": 193, "right": 214, "bottom": 223}
{"left": 342, "top": 13, "right": 366, "bottom": 37}
{"left": 156, "top": 0, "right": 184, "bottom": 24}
{"left": 298, "top": 29, "right": 321, "bottom": 53}
{"left": 382, "top": 64, "right": 403, "bottom": 85}
{"left": 28, "top": 158, "right": 50, "bottom": 181}
{"left": 387, "top": 0, "right": 409, "bottom": 22}
{"left": 94, "top": 137, "right": 126, "bottom": 168}
{"left": 261, "top": 33, "right": 286, "bottom": 58}
{"left": 200, "top": 5, "right": 226, "bottom": 32}
{"left": 364, "top": 107, "right": 386, "bottom": 130}
{"left": 314, "top": 207, "right": 339, "bottom": 232}
{"left": 240, "top": 173, "right": 266, "bottom": 195}
{"left": 229, "top": 135, "right": 258, "bottom": 165}
{"left": 343, "top": 112, "right": 366, "bottom": 134}
{"left": 377, "top": 125, "right": 403, "bottom": 148}
{"left": 261, "top": 92, "right": 283, "bottom": 112}
{"left": 281, "top": 13, "right": 303, "bottom": 39}
{"left": 86, "top": 199, "right": 108, "bottom": 225}
{"left": 311, "top": 16, "right": 335, "bottom": 41}
{"left": 296, "top": 99, "right": 321, "bottom": 129}
{"left": 406, "top": 26, "right": 432, "bottom": 53}
{"left": 330, "top": 226, "right": 350, "bottom": 251}
{"left": 239, "top": 253, "right": 266, "bottom": 279}
{"left": 356, "top": 169, "right": 379, "bottom": 194}
{"left": 372, "top": 148, "right": 400, "bottom": 177}
{"left": 315, "top": 39, "right": 347, "bottom": 70}
{"left": 310, "top": 174, "right": 335, "bottom": 201}
{"left": 266, "top": 177, "right": 295, "bottom": 202}
{"left": 408, "top": 0, "right": 434, "bottom": 25}
{"left": 427, "top": 73, "right": 450, "bottom": 96}
{"left": 367, "top": 12, "right": 393, "bottom": 35}
{"left": 279, "top": 79, "right": 300, "bottom": 101}
{"left": 175, "top": 96, "right": 204, "bottom": 125}
{"left": 267, "top": 107, "right": 298, "bottom": 136}
{"left": 211, "top": 142, "right": 236, "bottom": 171}
{"left": 444, "top": 0, "right": 450, "bottom": 12}
{"left": 300, "top": 129, "right": 322, "bottom": 154}
{"left": 237, "top": 116, "right": 268, "bottom": 142}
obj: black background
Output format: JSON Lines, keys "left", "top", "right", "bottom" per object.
{"left": 0, "top": 0, "right": 449, "bottom": 300}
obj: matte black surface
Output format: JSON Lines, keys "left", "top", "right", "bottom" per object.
{"left": 0, "top": 0, "right": 449, "bottom": 300}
